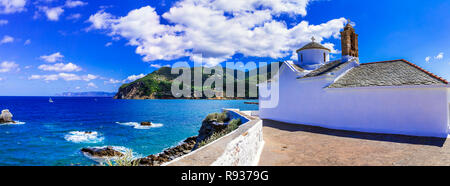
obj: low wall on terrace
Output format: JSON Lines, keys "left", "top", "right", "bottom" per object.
{"left": 164, "top": 109, "right": 264, "bottom": 166}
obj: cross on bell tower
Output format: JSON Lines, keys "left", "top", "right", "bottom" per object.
{"left": 311, "top": 36, "right": 316, "bottom": 43}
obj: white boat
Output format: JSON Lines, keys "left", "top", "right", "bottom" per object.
{"left": 49, "top": 98, "right": 54, "bottom": 103}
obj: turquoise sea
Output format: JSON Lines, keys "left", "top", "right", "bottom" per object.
{"left": 0, "top": 97, "right": 258, "bottom": 166}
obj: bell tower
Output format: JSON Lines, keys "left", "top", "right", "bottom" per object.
{"left": 341, "top": 19, "right": 358, "bottom": 61}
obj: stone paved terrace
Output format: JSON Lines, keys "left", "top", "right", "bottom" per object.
{"left": 259, "top": 119, "right": 450, "bottom": 166}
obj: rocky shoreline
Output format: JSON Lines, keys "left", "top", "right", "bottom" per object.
{"left": 134, "top": 111, "right": 236, "bottom": 166}
{"left": 135, "top": 136, "right": 197, "bottom": 166}
{"left": 79, "top": 111, "right": 237, "bottom": 166}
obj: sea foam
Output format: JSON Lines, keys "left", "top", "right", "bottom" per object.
{"left": 115, "top": 122, "right": 163, "bottom": 129}
{"left": 0, "top": 121, "right": 26, "bottom": 125}
{"left": 65, "top": 131, "right": 104, "bottom": 143}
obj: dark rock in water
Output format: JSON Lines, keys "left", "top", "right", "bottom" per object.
{"left": 81, "top": 146, "right": 124, "bottom": 157}
{"left": 140, "top": 122, "right": 152, "bottom": 126}
{"left": 135, "top": 136, "right": 197, "bottom": 166}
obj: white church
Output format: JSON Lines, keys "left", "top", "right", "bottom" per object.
{"left": 258, "top": 21, "right": 450, "bottom": 138}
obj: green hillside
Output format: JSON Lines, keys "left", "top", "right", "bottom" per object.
{"left": 114, "top": 63, "right": 281, "bottom": 99}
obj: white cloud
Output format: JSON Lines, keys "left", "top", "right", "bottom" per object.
{"left": 435, "top": 52, "right": 444, "bottom": 60}
{"left": 57, "top": 72, "right": 81, "bottom": 81}
{"left": 87, "top": 82, "right": 97, "bottom": 88}
{"left": 1, "top": 35, "right": 14, "bottom": 44}
{"left": 29, "top": 73, "right": 80, "bottom": 81}
{"left": 0, "top": 61, "right": 18, "bottom": 72}
{"left": 67, "top": 13, "right": 81, "bottom": 20}
{"left": 40, "top": 52, "right": 64, "bottom": 63}
{"left": 29, "top": 73, "right": 97, "bottom": 81}
{"left": 65, "top": 0, "right": 87, "bottom": 8}
{"left": 150, "top": 64, "right": 162, "bottom": 68}
{"left": 24, "top": 39, "right": 31, "bottom": 45}
{"left": 425, "top": 56, "right": 431, "bottom": 62}
{"left": 105, "top": 42, "right": 112, "bottom": 47}
{"left": 0, "top": 77, "right": 3, "bottom": 81}
{"left": 150, "top": 64, "right": 170, "bottom": 68}
{"left": 38, "top": 62, "right": 82, "bottom": 72}
{"left": 123, "top": 74, "right": 145, "bottom": 82}
{"left": 105, "top": 78, "right": 121, "bottom": 84}
{"left": 0, "top": 0, "right": 27, "bottom": 14}
{"left": 39, "top": 6, "right": 64, "bottom": 21}
{"left": 88, "top": 0, "right": 346, "bottom": 66}
{"left": 322, "top": 43, "right": 340, "bottom": 54}
{"left": 0, "top": 19, "right": 7, "bottom": 25}
{"left": 75, "top": 86, "right": 81, "bottom": 89}
{"left": 81, "top": 74, "right": 98, "bottom": 81}
{"left": 105, "top": 74, "right": 147, "bottom": 84}
{"left": 87, "top": 10, "right": 115, "bottom": 30}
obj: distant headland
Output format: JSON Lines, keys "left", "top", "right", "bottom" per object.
{"left": 56, "top": 92, "right": 117, "bottom": 97}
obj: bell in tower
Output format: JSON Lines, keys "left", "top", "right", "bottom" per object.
{"left": 341, "top": 19, "right": 359, "bottom": 62}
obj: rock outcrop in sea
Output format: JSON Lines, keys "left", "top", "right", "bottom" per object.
{"left": 81, "top": 146, "right": 124, "bottom": 157}
{"left": 135, "top": 136, "right": 197, "bottom": 166}
{"left": 0, "top": 109, "right": 14, "bottom": 124}
{"left": 140, "top": 122, "right": 152, "bottom": 126}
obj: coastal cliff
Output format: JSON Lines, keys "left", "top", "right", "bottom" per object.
{"left": 114, "top": 64, "right": 281, "bottom": 100}
{"left": 114, "top": 67, "right": 175, "bottom": 99}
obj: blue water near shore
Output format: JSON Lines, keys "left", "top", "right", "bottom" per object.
{"left": 0, "top": 97, "right": 258, "bottom": 166}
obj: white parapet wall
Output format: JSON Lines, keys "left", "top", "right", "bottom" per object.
{"left": 165, "top": 109, "right": 264, "bottom": 166}
{"left": 211, "top": 119, "right": 264, "bottom": 166}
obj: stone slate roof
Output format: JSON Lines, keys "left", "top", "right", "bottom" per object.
{"left": 328, "top": 59, "right": 448, "bottom": 88}
{"left": 299, "top": 60, "right": 347, "bottom": 79}
{"left": 296, "top": 42, "right": 331, "bottom": 53}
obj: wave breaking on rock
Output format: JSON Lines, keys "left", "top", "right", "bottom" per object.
{"left": 65, "top": 131, "right": 104, "bottom": 143}
{"left": 115, "top": 122, "right": 163, "bottom": 129}
{"left": 81, "top": 146, "right": 137, "bottom": 163}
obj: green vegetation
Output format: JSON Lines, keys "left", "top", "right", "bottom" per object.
{"left": 198, "top": 118, "right": 242, "bottom": 148}
{"left": 119, "top": 67, "right": 175, "bottom": 98}
{"left": 203, "top": 111, "right": 230, "bottom": 124}
{"left": 103, "top": 150, "right": 140, "bottom": 166}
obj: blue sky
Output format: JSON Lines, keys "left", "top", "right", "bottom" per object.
{"left": 0, "top": 0, "right": 449, "bottom": 96}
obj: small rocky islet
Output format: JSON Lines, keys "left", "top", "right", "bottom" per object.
{"left": 0, "top": 109, "right": 15, "bottom": 124}
{"left": 140, "top": 121, "right": 152, "bottom": 126}
{"left": 81, "top": 146, "right": 124, "bottom": 157}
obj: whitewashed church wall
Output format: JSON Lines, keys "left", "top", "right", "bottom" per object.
{"left": 297, "top": 49, "right": 329, "bottom": 67}
{"left": 259, "top": 68, "right": 449, "bottom": 138}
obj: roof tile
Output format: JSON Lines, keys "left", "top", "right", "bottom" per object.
{"left": 328, "top": 59, "right": 448, "bottom": 88}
